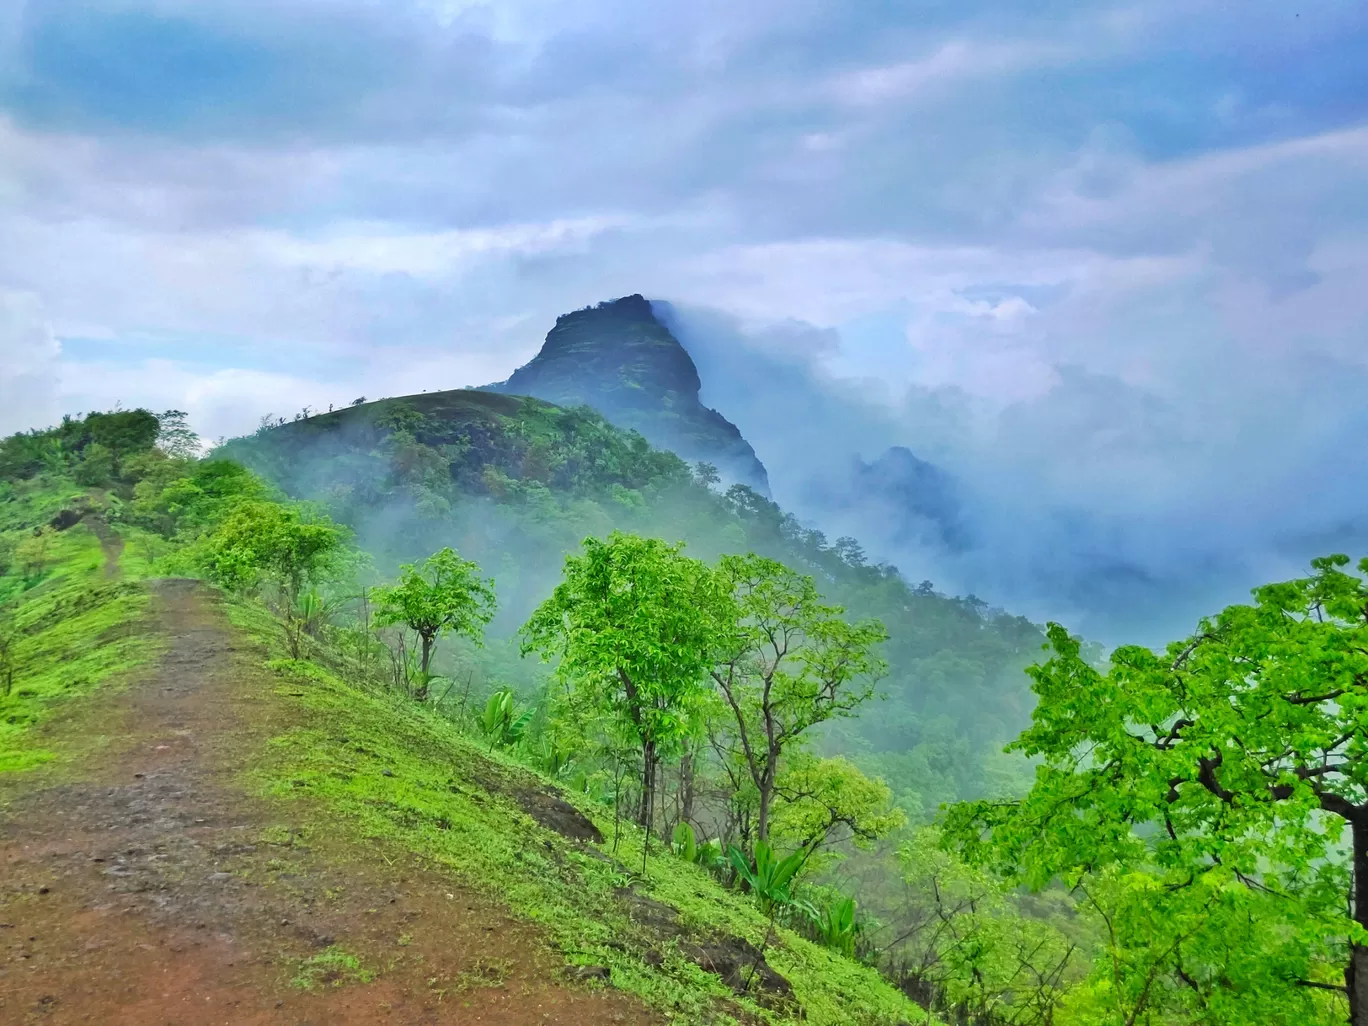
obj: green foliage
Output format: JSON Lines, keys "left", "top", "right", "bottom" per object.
{"left": 73, "top": 442, "right": 115, "bottom": 486}
{"left": 795, "top": 894, "right": 860, "bottom": 959}
{"left": 235, "top": 599, "right": 922, "bottom": 1025}
{"left": 372, "top": 547, "right": 496, "bottom": 695}
{"left": 480, "top": 687, "right": 533, "bottom": 748}
{"left": 154, "top": 409, "right": 201, "bottom": 460}
{"left": 945, "top": 554, "right": 1368, "bottom": 1024}
{"left": 204, "top": 500, "right": 347, "bottom": 600}
{"left": 770, "top": 754, "right": 905, "bottom": 864}
{"left": 672, "top": 821, "right": 698, "bottom": 863}
{"left": 0, "top": 520, "right": 154, "bottom": 774}
{"left": 888, "top": 827, "right": 1079, "bottom": 1025}
{"left": 728, "top": 840, "right": 807, "bottom": 915}
{"left": 521, "top": 532, "right": 728, "bottom": 826}
{"left": 710, "top": 553, "right": 888, "bottom": 845}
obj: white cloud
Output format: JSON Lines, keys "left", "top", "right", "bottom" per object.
{"left": 0, "top": 289, "right": 61, "bottom": 435}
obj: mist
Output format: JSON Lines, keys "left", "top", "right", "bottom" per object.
{"left": 662, "top": 300, "right": 1368, "bottom": 648}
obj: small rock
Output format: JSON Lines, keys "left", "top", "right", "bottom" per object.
{"left": 571, "top": 965, "right": 611, "bottom": 983}
{"left": 382, "top": 770, "right": 394, "bottom": 778}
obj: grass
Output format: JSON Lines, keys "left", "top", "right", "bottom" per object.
{"left": 0, "top": 468, "right": 931, "bottom": 1024}
{"left": 0, "top": 478, "right": 159, "bottom": 775}
{"left": 290, "top": 945, "right": 376, "bottom": 990}
{"left": 226, "top": 597, "right": 929, "bottom": 1026}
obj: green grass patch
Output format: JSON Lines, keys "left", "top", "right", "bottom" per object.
{"left": 0, "top": 474, "right": 163, "bottom": 776}
{"left": 226, "top": 596, "right": 926, "bottom": 1026}
{"left": 290, "top": 945, "right": 376, "bottom": 990}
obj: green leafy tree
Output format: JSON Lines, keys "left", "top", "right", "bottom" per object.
{"left": 373, "top": 547, "right": 496, "bottom": 702}
{"left": 73, "top": 442, "right": 115, "bottom": 486}
{"left": 521, "top": 532, "right": 727, "bottom": 829}
{"left": 946, "top": 554, "right": 1368, "bottom": 1025}
{"left": 769, "top": 754, "right": 905, "bottom": 865}
{"left": 709, "top": 554, "right": 888, "bottom": 846}
{"left": 204, "top": 500, "right": 348, "bottom": 656}
{"left": 155, "top": 409, "right": 201, "bottom": 459}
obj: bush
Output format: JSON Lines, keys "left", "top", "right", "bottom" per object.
{"left": 73, "top": 443, "right": 115, "bottom": 486}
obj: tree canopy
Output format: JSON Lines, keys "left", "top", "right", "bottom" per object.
{"left": 709, "top": 553, "right": 888, "bottom": 845}
{"left": 373, "top": 547, "right": 496, "bottom": 700}
{"left": 521, "top": 531, "right": 728, "bottom": 827}
{"left": 946, "top": 553, "right": 1368, "bottom": 1025}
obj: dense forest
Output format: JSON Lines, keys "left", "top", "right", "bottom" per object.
{"left": 1, "top": 404, "right": 1363, "bottom": 1025}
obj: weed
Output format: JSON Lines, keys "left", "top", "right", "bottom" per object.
{"left": 290, "top": 945, "right": 376, "bottom": 990}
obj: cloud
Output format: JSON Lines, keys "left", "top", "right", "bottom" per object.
{"left": 0, "top": 0, "right": 1366, "bottom": 642}
{"left": 0, "top": 289, "right": 60, "bottom": 436}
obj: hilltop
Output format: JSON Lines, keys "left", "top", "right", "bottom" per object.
{"left": 487, "top": 294, "right": 771, "bottom": 494}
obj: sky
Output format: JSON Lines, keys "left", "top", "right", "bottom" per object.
{"left": 2, "top": 0, "right": 1367, "bottom": 638}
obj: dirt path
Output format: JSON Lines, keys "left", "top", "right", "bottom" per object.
{"left": 82, "top": 514, "right": 123, "bottom": 580}
{"left": 0, "top": 579, "right": 659, "bottom": 1025}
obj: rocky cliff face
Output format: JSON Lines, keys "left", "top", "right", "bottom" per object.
{"left": 488, "top": 294, "right": 770, "bottom": 494}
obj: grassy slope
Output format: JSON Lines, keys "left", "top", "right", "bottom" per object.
{"left": 228, "top": 594, "right": 927, "bottom": 1025}
{"left": 0, "top": 478, "right": 158, "bottom": 774}
{"left": 0, "top": 473, "right": 928, "bottom": 1025}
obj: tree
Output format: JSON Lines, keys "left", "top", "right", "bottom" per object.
{"left": 888, "top": 827, "right": 1078, "bottom": 1026}
{"left": 945, "top": 554, "right": 1368, "bottom": 1025}
{"left": 709, "top": 554, "right": 888, "bottom": 846}
{"left": 373, "top": 547, "right": 496, "bottom": 702}
{"left": 73, "top": 442, "right": 115, "bottom": 486}
{"left": 155, "top": 410, "right": 201, "bottom": 459}
{"left": 769, "top": 754, "right": 904, "bottom": 862}
{"left": 521, "top": 532, "right": 727, "bottom": 829}
{"left": 79, "top": 409, "right": 161, "bottom": 474}
{"left": 203, "top": 500, "right": 348, "bottom": 656}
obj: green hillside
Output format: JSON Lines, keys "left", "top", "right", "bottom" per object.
{"left": 4, "top": 409, "right": 1360, "bottom": 1026}
{"left": 221, "top": 388, "right": 1046, "bottom": 816}
{"left": 0, "top": 418, "right": 923, "bottom": 1025}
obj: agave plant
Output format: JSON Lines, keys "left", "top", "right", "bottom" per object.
{"left": 481, "top": 688, "right": 533, "bottom": 749}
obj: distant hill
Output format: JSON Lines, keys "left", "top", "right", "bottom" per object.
{"left": 486, "top": 294, "right": 771, "bottom": 495}
{"left": 802, "top": 445, "right": 968, "bottom": 553}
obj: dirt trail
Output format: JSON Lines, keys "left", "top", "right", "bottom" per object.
{"left": 83, "top": 515, "right": 124, "bottom": 580}
{"left": 0, "top": 579, "right": 659, "bottom": 1025}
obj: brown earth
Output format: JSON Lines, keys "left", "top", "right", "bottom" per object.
{"left": 0, "top": 575, "right": 661, "bottom": 1025}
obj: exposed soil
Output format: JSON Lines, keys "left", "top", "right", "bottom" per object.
{"left": 0, "top": 576, "right": 660, "bottom": 1025}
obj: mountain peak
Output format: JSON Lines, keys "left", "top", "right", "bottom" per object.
{"left": 490, "top": 295, "right": 770, "bottom": 494}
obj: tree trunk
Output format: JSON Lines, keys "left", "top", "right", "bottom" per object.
{"left": 757, "top": 748, "right": 779, "bottom": 846}
{"left": 757, "top": 782, "right": 772, "bottom": 846}
{"left": 416, "top": 634, "right": 433, "bottom": 702}
{"left": 1350, "top": 822, "right": 1368, "bottom": 1026}
{"left": 637, "top": 739, "right": 657, "bottom": 828}
{"left": 679, "top": 750, "right": 696, "bottom": 830}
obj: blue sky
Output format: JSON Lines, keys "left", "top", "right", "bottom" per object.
{"left": 1, "top": 0, "right": 1367, "bottom": 634}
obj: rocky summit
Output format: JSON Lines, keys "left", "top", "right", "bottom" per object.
{"left": 488, "top": 294, "right": 771, "bottom": 494}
